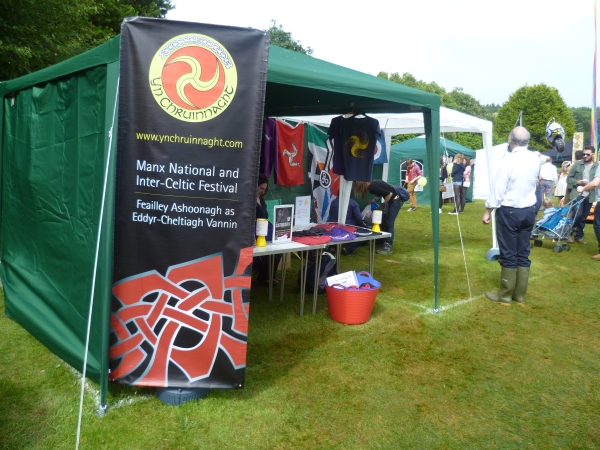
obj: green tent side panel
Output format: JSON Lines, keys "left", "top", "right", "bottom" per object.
{"left": 1, "top": 53, "right": 118, "bottom": 387}
{"left": 389, "top": 136, "right": 476, "bottom": 205}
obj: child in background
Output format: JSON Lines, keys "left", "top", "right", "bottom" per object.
{"left": 532, "top": 197, "right": 557, "bottom": 238}
{"left": 537, "top": 197, "right": 556, "bottom": 225}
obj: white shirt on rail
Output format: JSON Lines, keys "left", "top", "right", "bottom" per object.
{"left": 485, "top": 146, "right": 540, "bottom": 209}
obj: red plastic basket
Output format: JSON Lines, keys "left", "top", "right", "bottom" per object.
{"left": 325, "top": 272, "right": 379, "bottom": 325}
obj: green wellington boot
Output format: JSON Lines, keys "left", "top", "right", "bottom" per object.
{"left": 485, "top": 267, "right": 517, "bottom": 305}
{"left": 512, "top": 266, "right": 530, "bottom": 305}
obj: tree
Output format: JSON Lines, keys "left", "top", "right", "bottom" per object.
{"left": 378, "top": 72, "right": 490, "bottom": 149}
{"left": 494, "top": 84, "right": 576, "bottom": 151}
{"left": 89, "top": 0, "right": 173, "bottom": 37}
{"left": 483, "top": 103, "right": 501, "bottom": 116}
{"left": 266, "top": 20, "right": 313, "bottom": 55}
{"left": 445, "top": 88, "right": 488, "bottom": 119}
{"left": 0, "top": 0, "right": 173, "bottom": 81}
{"left": 570, "top": 106, "right": 600, "bottom": 147}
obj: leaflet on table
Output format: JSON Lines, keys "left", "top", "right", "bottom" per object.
{"left": 326, "top": 271, "right": 359, "bottom": 288}
{"left": 293, "top": 223, "right": 317, "bottom": 231}
{"left": 273, "top": 204, "right": 294, "bottom": 244}
{"left": 294, "top": 195, "right": 311, "bottom": 227}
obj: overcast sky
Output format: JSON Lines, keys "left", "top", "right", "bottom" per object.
{"left": 167, "top": 0, "right": 596, "bottom": 108}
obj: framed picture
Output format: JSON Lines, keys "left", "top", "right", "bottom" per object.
{"left": 273, "top": 204, "right": 294, "bottom": 244}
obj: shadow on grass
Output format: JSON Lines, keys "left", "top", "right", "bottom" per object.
{"left": 0, "top": 379, "right": 50, "bottom": 450}
{"left": 241, "top": 281, "right": 340, "bottom": 395}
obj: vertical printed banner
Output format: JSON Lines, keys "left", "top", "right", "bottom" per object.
{"left": 110, "top": 18, "right": 269, "bottom": 389}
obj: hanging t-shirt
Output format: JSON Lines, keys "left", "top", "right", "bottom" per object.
{"left": 340, "top": 116, "right": 381, "bottom": 181}
{"left": 260, "top": 118, "right": 277, "bottom": 178}
{"left": 328, "top": 116, "right": 345, "bottom": 176}
{"left": 275, "top": 119, "right": 305, "bottom": 186}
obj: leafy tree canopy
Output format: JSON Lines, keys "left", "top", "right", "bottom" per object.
{"left": 494, "top": 84, "right": 576, "bottom": 151}
{"left": 378, "top": 71, "right": 490, "bottom": 149}
{"left": 483, "top": 103, "right": 501, "bottom": 116}
{"left": 266, "top": 20, "right": 313, "bottom": 55}
{"left": 0, "top": 0, "right": 173, "bottom": 81}
{"left": 570, "top": 106, "right": 599, "bottom": 148}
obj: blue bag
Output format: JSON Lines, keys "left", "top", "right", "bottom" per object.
{"left": 394, "top": 185, "right": 409, "bottom": 202}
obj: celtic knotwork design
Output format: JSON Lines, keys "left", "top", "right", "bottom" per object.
{"left": 109, "top": 247, "right": 253, "bottom": 386}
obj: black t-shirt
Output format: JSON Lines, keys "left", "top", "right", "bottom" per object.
{"left": 256, "top": 196, "right": 268, "bottom": 219}
{"left": 340, "top": 116, "right": 381, "bottom": 181}
{"left": 368, "top": 180, "right": 396, "bottom": 198}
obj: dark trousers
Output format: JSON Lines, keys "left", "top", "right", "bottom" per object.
{"left": 573, "top": 198, "right": 592, "bottom": 240}
{"left": 460, "top": 186, "right": 468, "bottom": 211}
{"left": 343, "top": 240, "right": 363, "bottom": 254}
{"left": 534, "top": 183, "right": 543, "bottom": 213}
{"left": 539, "top": 180, "right": 553, "bottom": 202}
{"left": 496, "top": 205, "right": 536, "bottom": 268}
{"left": 594, "top": 202, "right": 600, "bottom": 252}
{"left": 254, "top": 254, "right": 281, "bottom": 282}
{"left": 384, "top": 199, "right": 403, "bottom": 245}
{"left": 452, "top": 184, "right": 462, "bottom": 212}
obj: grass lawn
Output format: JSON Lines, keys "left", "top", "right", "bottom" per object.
{"left": 1, "top": 201, "right": 599, "bottom": 449}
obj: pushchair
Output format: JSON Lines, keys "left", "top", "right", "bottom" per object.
{"left": 531, "top": 194, "right": 588, "bottom": 253}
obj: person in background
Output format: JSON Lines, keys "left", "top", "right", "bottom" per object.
{"left": 538, "top": 156, "right": 558, "bottom": 209}
{"left": 328, "top": 196, "right": 367, "bottom": 255}
{"left": 439, "top": 156, "right": 448, "bottom": 214}
{"left": 554, "top": 161, "right": 570, "bottom": 204}
{"left": 567, "top": 146, "right": 598, "bottom": 245}
{"left": 354, "top": 180, "right": 404, "bottom": 254}
{"left": 328, "top": 196, "right": 366, "bottom": 228}
{"left": 459, "top": 155, "right": 471, "bottom": 213}
{"left": 253, "top": 174, "right": 281, "bottom": 284}
{"left": 531, "top": 197, "right": 557, "bottom": 238}
{"left": 404, "top": 158, "right": 422, "bottom": 212}
{"left": 564, "top": 151, "right": 584, "bottom": 203}
{"left": 449, "top": 154, "right": 465, "bottom": 215}
{"left": 576, "top": 158, "right": 600, "bottom": 260}
{"left": 536, "top": 197, "right": 557, "bottom": 226}
{"left": 482, "top": 126, "right": 540, "bottom": 305}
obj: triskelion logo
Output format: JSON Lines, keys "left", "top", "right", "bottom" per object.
{"left": 149, "top": 34, "right": 237, "bottom": 122}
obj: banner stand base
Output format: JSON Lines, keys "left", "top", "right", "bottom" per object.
{"left": 486, "top": 248, "right": 500, "bottom": 262}
{"left": 156, "top": 388, "right": 210, "bottom": 406}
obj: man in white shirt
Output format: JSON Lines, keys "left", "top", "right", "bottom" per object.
{"left": 482, "top": 126, "right": 540, "bottom": 305}
{"left": 538, "top": 156, "right": 558, "bottom": 209}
